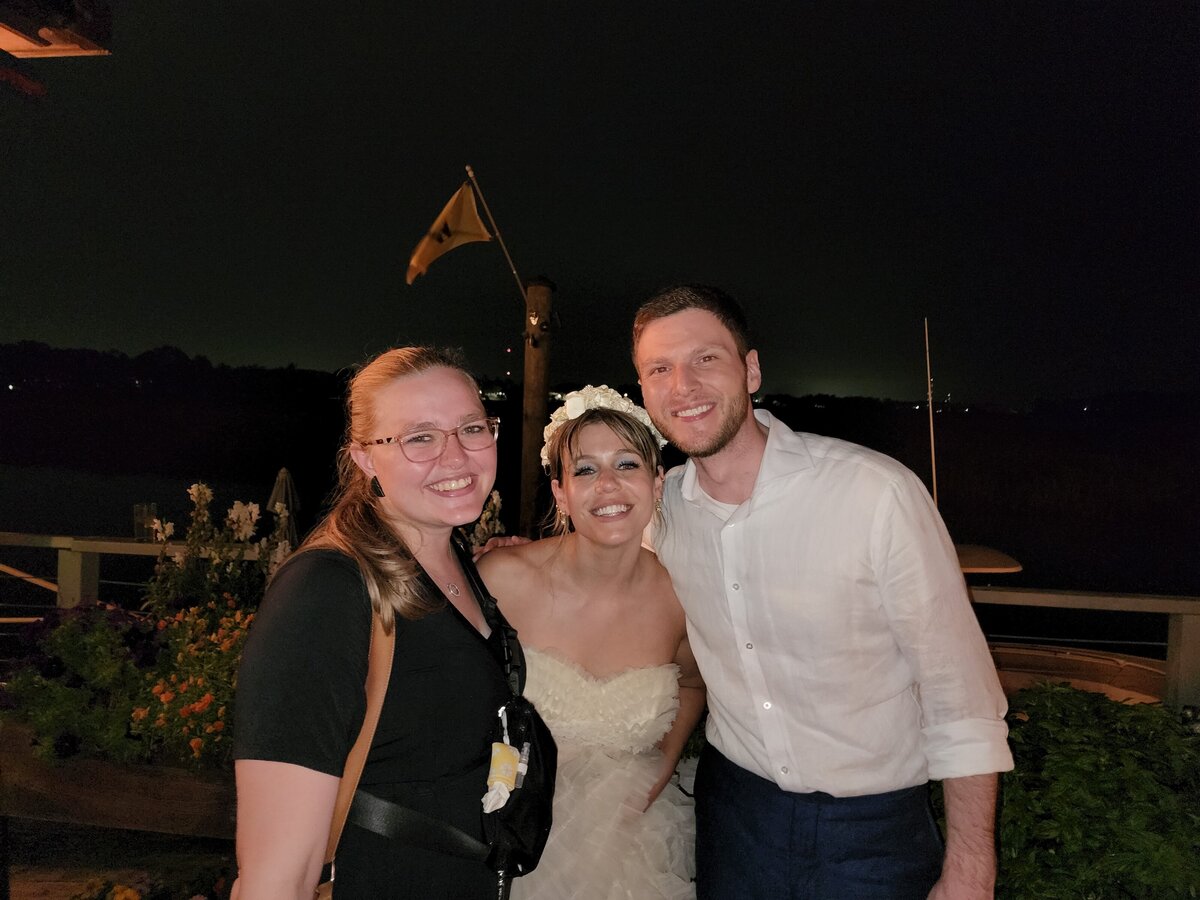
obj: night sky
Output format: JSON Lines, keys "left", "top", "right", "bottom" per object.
{"left": 3, "top": 3, "right": 1197, "bottom": 406}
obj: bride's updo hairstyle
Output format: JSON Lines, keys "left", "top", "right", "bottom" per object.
{"left": 544, "top": 407, "right": 664, "bottom": 536}
{"left": 297, "top": 346, "right": 481, "bottom": 630}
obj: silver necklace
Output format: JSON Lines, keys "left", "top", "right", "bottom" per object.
{"left": 445, "top": 582, "right": 461, "bottom": 596}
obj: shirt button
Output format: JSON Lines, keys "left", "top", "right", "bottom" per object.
{"left": 732, "top": 583, "right": 740, "bottom": 590}
{"left": 763, "top": 701, "right": 772, "bottom": 710}
{"left": 780, "top": 766, "right": 789, "bottom": 775}
{"left": 745, "top": 642, "right": 754, "bottom": 650}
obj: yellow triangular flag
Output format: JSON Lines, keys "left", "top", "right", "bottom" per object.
{"left": 405, "top": 183, "right": 492, "bottom": 284}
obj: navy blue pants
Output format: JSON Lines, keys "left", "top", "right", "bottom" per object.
{"left": 694, "top": 745, "right": 944, "bottom": 900}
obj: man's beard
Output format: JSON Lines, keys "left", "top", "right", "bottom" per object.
{"left": 659, "top": 391, "right": 751, "bottom": 459}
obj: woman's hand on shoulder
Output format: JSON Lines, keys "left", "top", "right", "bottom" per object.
{"left": 472, "top": 534, "right": 532, "bottom": 562}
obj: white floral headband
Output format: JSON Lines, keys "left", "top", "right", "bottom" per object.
{"left": 540, "top": 384, "right": 667, "bottom": 468}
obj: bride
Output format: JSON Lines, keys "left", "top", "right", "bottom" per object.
{"left": 478, "top": 387, "right": 704, "bottom": 900}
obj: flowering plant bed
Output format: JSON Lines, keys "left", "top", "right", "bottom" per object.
{"left": 0, "top": 484, "right": 289, "bottom": 771}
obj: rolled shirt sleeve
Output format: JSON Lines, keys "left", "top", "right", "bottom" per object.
{"left": 872, "top": 467, "right": 1014, "bottom": 780}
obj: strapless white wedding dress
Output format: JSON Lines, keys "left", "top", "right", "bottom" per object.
{"left": 512, "top": 647, "right": 696, "bottom": 900}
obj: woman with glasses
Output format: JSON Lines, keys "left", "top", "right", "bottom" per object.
{"left": 232, "top": 346, "right": 511, "bottom": 899}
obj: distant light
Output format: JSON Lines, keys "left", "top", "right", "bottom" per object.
{"left": 506, "top": 347, "right": 512, "bottom": 353}
{"left": 505, "top": 371, "right": 511, "bottom": 376}
{"left": 964, "top": 407, "right": 970, "bottom": 413}
{"left": 1083, "top": 406, "right": 1089, "bottom": 412}
{"left": 914, "top": 405, "right": 920, "bottom": 410}
{"left": 6, "top": 384, "right": 12, "bottom": 391}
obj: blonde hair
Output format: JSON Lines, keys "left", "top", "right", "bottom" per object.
{"left": 544, "top": 407, "right": 663, "bottom": 536}
{"left": 298, "top": 346, "right": 481, "bottom": 630}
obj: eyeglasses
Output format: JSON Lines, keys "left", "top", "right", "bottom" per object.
{"left": 363, "top": 417, "right": 500, "bottom": 462}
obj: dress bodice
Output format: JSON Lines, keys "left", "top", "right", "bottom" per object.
{"left": 523, "top": 647, "right": 680, "bottom": 754}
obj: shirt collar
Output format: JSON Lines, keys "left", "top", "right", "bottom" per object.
{"left": 678, "top": 408, "right": 814, "bottom": 504}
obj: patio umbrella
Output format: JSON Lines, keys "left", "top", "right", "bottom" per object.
{"left": 267, "top": 467, "right": 300, "bottom": 546}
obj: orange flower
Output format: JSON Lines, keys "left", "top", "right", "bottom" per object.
{"left": 159, "top": 691, "right": 175, "bottom": 704}
{"left": 151, "top": 682, "right": 164, "bottom": 696}
{"left": 211, "top": 720, "right": 225, "bottom": 732}
{"left": 190, "top": 737, "right": 204, "bottom": 758}
{"left": 131, "top": 707, "right": 149, "bottom": 722}
{"left": 193, "top": 692, "right": 215, "bottom": 714}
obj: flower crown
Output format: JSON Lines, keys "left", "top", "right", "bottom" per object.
{"left": 540, "top": 385, "right": 667, "bottom": 468}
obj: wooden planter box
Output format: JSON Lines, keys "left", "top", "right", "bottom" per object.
{"left": 0, "top": 722, "right": 235, "bottom": 839}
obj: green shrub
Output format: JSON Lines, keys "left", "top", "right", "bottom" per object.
{"left": 3, "top": 606, "right": 152, "bottom": 763}
{"left": 998, "top": 683, "right": 1200, "bottom": 899}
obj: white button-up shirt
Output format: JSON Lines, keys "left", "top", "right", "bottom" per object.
{"left": 654, "top": 410, "right": 1013, "bottom": 797}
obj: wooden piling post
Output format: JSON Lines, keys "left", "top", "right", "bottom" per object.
{"left": 519, "top": 278, "right": 555, "bottom": 536}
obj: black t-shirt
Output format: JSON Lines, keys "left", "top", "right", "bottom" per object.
{"left": 234, "top": 548, "right": 512, "bottom": 898}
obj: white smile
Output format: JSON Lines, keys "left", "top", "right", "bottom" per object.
{"left": 430, "top": 476, "right": 473, "bottom": 492}
{"left": 674, "top": 403, "right": 714, "bottom": 418}
{"left": 592, "top": 504, "right": 631, "bottom": 517}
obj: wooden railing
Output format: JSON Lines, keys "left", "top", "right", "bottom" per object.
{"left": 0, "top": 531, "right": 257, "bottom": 608}
{"left": 2, "top": 532, "right": 1197, "bottom": 707}
{"left": 970, "top": 585, "right": 1200, "bottom": 709}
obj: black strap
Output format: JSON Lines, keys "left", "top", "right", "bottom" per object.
{"left": 346, "top": 788, "right": 490, "bottom": 862}
{"left": 453, "top": 534, "right": 525, "bottom": 696}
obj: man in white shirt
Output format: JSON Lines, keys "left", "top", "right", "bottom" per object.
{"left": 632, "top": 285, "right": 1013, "bottom": 900}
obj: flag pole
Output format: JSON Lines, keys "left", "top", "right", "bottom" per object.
{"left": 924, "top": 317, "right": 939, "bottom": 507}
{"left": 465, "top": 165, "right": 527, "bottom": 308}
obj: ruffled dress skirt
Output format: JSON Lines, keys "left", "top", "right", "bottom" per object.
{"left": 511, "top": 648, "right": 695, "bottom": 900}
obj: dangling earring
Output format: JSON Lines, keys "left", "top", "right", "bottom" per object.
{"left": 370, "top": 476, "right": 386, "bottom": 498}
{"left": 557, "top": 507, "right": 570, "bottom": 529}
{"left": 655, "top": 498, "right": 663, "bottom": 514}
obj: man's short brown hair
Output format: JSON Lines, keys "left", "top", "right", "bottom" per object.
{"left": 631, "top": 284, "right": 753, "bottom": 363}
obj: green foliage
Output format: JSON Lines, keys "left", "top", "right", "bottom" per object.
{"left": 998, "top": 683, "right": 1200, "bottom": 899}
{"left": 3, "top": 607, "right": 151, "bottom": 763}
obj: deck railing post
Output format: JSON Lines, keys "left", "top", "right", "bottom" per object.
{"left": 1166, "top": 613, "right": 1200, "bottom": 709}
{"left": 56, "top": 549, "right": 99, "bottom": 608}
